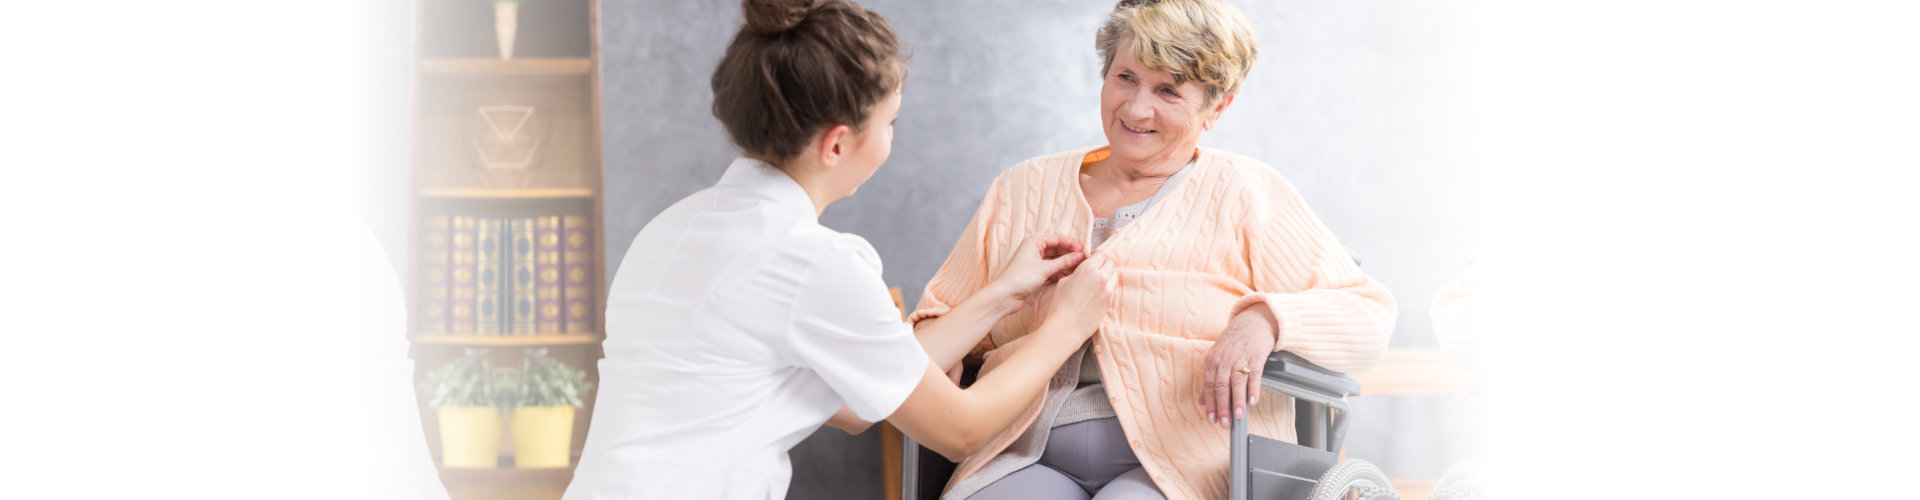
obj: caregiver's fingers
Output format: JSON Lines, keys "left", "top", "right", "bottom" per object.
{"left": 1044, "top": 235, "right": 1083, "bottom": 260}
{"left": 1041, "top": 251, "right": 1086, "bottom": 282}
{"left": 1020, "top": 234, "right": 1081, "bottom": 260}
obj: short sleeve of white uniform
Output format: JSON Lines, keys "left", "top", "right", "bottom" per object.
{"left": 787, "top": 234, "right": 930, "bottom": 422}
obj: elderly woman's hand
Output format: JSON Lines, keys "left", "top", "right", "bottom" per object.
{"left": 1201, "top": 303, "right": 1278, "bottom": 428}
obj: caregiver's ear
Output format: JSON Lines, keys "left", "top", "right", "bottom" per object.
{"left": 816, "top": 124, "right": 852, "bottom": 166}
{"left": 1201, "top": 93, "right": 1236, "bottom": 131}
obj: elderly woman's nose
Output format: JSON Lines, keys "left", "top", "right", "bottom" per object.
{"left": 1118, "top": 90, "right": 1155, "bottom": 122}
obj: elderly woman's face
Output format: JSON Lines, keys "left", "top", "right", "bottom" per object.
{"left": 1100, "top": 35, "right": 1229, "bottom": 166}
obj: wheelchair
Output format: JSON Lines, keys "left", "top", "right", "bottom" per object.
{"left": 900, "top": 351, "right": 1478, "bottom": 500}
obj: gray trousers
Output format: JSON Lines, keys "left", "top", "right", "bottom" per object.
{"left": 967, "top": 418, "right": 1166, "bottom": 500}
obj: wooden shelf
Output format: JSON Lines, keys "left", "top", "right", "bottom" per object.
{"left": 437, "top": 462, "right": 576, "bottom": 482}
{"left": 420, "top": 187, "right": 594, "bottom": 200}
{"left": 411, "top": 334, "right": 603, "bottom": 346}
{"left": 435, "top": 460, "right": 578, "bottom": 500}
{"left": 422, "top": 58, "right": 592, "bottom": 76}
{"left": 1352, "top": 348, "right": 1475, "bottom": 396}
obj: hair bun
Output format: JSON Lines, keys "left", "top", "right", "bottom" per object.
{"left": 743, "top": 0, "right": 815, "bottom": 34}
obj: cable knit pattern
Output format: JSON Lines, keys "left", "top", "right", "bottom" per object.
{"left": 911, "top": 146, "right": 1396, "bottom": 500}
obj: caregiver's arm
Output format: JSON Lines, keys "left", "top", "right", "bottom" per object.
{"left": 913, "top": 234, "right": 1083, "bottom": 372}
{"left": 825, "top": 241, "right": 1096, "bottom": 434}
{"left": 905, "top": 175, "right": 1028, "bottom": 372}
{"left": 887, "top": 253, "right": 1115, "bottom": 461}
{"left": 825, "top": 235, "right": 1083, "bottom": 435}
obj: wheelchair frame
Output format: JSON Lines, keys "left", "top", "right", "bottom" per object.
{"left": 899, "top": 351, "right": 1381, "bottom": 500}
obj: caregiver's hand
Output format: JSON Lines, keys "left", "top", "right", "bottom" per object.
{"left": 987, "top": 235, "right": 1085, "bottom": 304}
{"left": 1201, "top": 303, "right": 1278, "bottom": 428}
{"left": 1042, "top": 252, "right": 1117, "bottom": 339}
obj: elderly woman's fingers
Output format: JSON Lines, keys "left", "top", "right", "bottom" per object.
{"left": 1203, "top": 380, "right": 1225, "bottom": 425}
{"left": 1200, "top": 350, "right": 1220, "bottom": 422}
{"left": 1212, "top": 356, "right": 1234, "bottom": 428}
{"left": 1214, "top": 378, "right": 1233, "bottom": 428}
{"left": 1229, "top": 361, "right": 1249, "bottom": 421}
{"left": 1247, "top": 354, "right": 1264, "bottom": 408}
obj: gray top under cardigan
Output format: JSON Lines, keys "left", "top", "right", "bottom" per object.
{"left": 943, "top": 161, "right": 1192, "bottom": 499}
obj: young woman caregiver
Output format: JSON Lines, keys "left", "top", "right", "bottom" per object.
{"left": 561, "top": 1, "right": 1119, "bottom": 499}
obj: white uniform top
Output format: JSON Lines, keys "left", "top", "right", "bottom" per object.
{"left": 564, "top": 158, "right": 930, "bottom": 500}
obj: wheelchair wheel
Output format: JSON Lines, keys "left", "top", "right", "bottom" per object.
{"left": 1307, "top": 459, "right": 1397, "bottom": 500}
{"left": 1426, "top": 460, "right": 1483, "bottom": 500}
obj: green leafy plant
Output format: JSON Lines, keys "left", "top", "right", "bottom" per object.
{"left": 425, "top": 348, "right": 515, "bottom": 408}
{"left": 508, "top": 348, "right": 594, "bottom": 407}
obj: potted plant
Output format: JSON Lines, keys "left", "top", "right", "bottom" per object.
{"left": 425, "top": 348, "right": 512, "bottom": 468}
{"left": 506, "top": 348, "right": 593, "bottom": 468}
{"left": 493, "top": 0, "right": 521, "bottom": 59}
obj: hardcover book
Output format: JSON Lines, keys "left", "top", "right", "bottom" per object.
{"left": 536, "top": 215, "right": 564, "bottom": 334}
{"left": 509, "top": 217, "right": 538, "bottom": 335}
{"left": 562, "top": 215, "right": 594, "bottom": 334}
{"left": 449, "top": 216, "right": 478, "bottom": 334}
{"left": 417, "top": 216, "right": 451, "bottom": 334}
{"left": 476, "top": 217, "right": 505, "bottom": 335}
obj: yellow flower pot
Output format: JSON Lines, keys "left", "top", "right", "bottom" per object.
{"left": 511, "top": 405, "right": 575, "bottom": 468}
{"left": 437, "top": 406, "right": 501, "bottom": 468}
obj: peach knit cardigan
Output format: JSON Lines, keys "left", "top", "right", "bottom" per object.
{"left": 909, "top": 146, "right": 1396, "bottom": 500}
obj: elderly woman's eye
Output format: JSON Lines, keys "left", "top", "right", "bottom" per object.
{"left": 1161, "top": 88, "right": 1180, "bottom": 98}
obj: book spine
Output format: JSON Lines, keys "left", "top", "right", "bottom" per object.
{"left": 449, "top": 216, "right": 478, "bottom": 334}
{"left": 562, "top": 215, "right": 594, "bottom": 334}
{"left": 476, "top": 217, "right": 504, "bottom": 335}
{"left": 417, "top": 215, "right": 451, "bottom": 334}
{"left": 509, "top": 217, "right": 538, "bottom": 335}
{"left": 536, "top": 215, "right": 563, "bottom": 335}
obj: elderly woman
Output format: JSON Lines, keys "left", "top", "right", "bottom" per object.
{"left": 908, "top": 1, "right": 1396, "bottom": 499}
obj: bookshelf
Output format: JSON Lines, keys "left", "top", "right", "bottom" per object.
{"left": 405, "top": 0, "right": 603, "bottom": 499}
{"left": 421, "top": 187, "right": 596, "bottom": 200}
{"left": 410, "top": 333, "right": 603, "bottom": 347}
{"left": 421, "top": 57, "right": 593, "bottom": 76}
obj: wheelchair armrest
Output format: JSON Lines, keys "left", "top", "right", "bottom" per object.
{"left": 1262, "top": 352, "right": 1362, "bottom": 402}
{"left": 1230, "top": 353, "right": 1362, "bottom": 499}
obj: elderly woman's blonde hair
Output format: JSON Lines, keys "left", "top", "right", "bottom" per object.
{"left": 1095, "top": 0, "right": 1258, "bottom": 104}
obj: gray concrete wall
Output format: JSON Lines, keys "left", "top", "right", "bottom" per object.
{"left": 600, "top": 1, "right": 1477, "bottom": 497}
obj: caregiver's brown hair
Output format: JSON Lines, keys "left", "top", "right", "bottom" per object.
{"left": 711, "top": 0, "right": 904, "bottom": 165}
